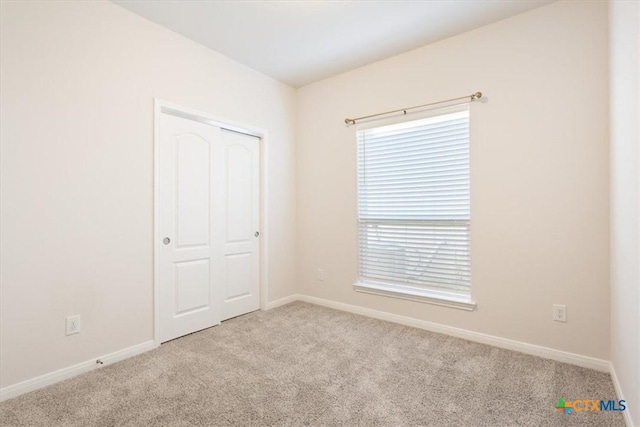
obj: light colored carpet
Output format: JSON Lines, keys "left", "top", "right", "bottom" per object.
{"left": 0, "top": 301, "right": 625, "bottom": 426}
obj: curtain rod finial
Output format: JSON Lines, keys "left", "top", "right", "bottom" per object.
{"left": 472, "top": 92, "right": 482, "bottom": 100}
{"left": 345, "top": 118, "right": 354, "bottom": 125}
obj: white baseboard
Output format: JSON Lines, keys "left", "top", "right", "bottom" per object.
{"left": 263, "top": 294, "right": 301, "bottom": 310}
{"left": 296, "top": 294, "right": 610, "bottom": 372}
{"left": 610, "top": 362, "right": 634, "bottom": 427}
{"left": 0, "top": 340, "right": 156, "bottom": 402}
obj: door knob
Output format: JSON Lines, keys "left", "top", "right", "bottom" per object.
{"left": 254, "top": 231, "right": 260, "bottom": 237}
{"left": 163, "top": 237, "right": 171, "bottom": 245}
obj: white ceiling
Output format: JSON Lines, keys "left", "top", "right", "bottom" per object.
{"left": 112, "top": 0, "right": 554, "bottom": 88}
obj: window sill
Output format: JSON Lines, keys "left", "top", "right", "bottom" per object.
{"left": 353, "top": 281, "right": 476, "bottom": 311}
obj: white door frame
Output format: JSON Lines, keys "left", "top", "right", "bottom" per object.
{"left": 153, "top": 98, "right": 269, "bottom": 347}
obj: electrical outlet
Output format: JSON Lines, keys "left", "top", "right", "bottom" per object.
{"left": 317, "top": 268, "right": 324, "bottom": 282}
{"left": 553, "top": 305, "right": 567, "bottom": 322}
{"left": 66, "top": 315, "right": 81, "bottom": 335}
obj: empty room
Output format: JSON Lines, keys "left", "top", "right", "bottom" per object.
{"left": 0, "top": 0, "right": 638, "bottom": 425}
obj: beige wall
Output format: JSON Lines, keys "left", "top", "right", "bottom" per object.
{"left": 0, "top": 1, "right": 297, "bottom": 388}
{"left": 609, "top": 0, "right": 640, "bottom": 424}
{"left": 296, "top": 1, "right": 610, "bottom": 359}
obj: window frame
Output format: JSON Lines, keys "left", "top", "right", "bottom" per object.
{"left": 352, "top": 105, "right": 476, "bottom": 311}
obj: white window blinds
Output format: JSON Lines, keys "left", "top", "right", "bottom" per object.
{"left": 357, "top": 106, "right": 470, "bottom": 297}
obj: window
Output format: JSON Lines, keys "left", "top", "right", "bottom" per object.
{"left": 355, "top": 106, "right": 474, "bottom": 310}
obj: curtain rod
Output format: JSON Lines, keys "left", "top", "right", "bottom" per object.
{"left": 344, "top": 91, "right": 483, "bottom": 125}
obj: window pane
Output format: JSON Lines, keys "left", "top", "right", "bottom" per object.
{"left": 357, "top": 107, "right": 471, "bottom": 295}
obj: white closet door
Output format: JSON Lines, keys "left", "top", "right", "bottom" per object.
{"left": 214, "top": 129, "right": 261, "bottom": 321}
{"left": 159, "top": 113, "right": 220, "bottom": 342}
{"left": 158, "top": 112, "right": 261, "bottom": 343}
